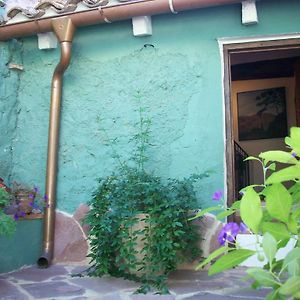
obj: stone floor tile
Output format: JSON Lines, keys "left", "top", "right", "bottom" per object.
{"left": 168, "top": 280, "right": 226, "bottom": 295}
{"left": 168, "top": 270, "right": 222, "bottom": 281}
{"left": 183, "top": 292, "right": 243, "bottom": 300}
{"left": 129, "top": 293, "right": 175, "bottom": 300}
{"left": 9, "top": 265, "right": 68, "bottom": 282}
{"left": 70, "top": 265, "right": 90, "bottom": 275}
{"left": 102, "top": 292, "right": 123, "bottom": 300}
{"left": 51, "top": 276, "right": 68, "bottom": 281}
{"left": 0, "top": 279, "right": 29, "bottom": 300}
{"left": 226, "top": 287, "right": 271, "bottom": 298}
{"left": 70, "top": 276, "right": 138, "bottom": 293}
{"left": 20, "top": 281, "right": 84, "bottom": 298}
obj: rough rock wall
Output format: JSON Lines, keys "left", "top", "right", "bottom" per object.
{"left": 0, "top": 40, "right": 22, "bottom": 183}
{"left": 10, "top": 19, "right": 221, "bottom": 213}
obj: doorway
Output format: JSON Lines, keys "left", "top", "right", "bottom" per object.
{"left": 223, "top": 38, "right": 300, "bottom": 221}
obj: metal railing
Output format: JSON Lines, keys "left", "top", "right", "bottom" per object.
{"left": 234, "top": 141, "right": 250, "bottom": 200}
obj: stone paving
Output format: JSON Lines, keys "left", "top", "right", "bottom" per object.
{"left": 0, "top": 264, "right": 270, "bottom": 300}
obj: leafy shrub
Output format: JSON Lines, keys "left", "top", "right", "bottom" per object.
{"left": 0, "top": 188, "right": 16, "bottom": 237}
{"left": 85, "top": 94, "right": 207, "bottom": 293}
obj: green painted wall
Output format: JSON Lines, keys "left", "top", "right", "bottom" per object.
{"left": 4, "top": 0, "right": 300, "bottom": 212}
{"left": 0, "top": 219, "right": 43, "bottom": 273}
{"left": 0, "top": 0, "right": 300, "bottom": 272}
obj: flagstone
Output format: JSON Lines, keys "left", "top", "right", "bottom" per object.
{"left": 0, "top": 279, "right": 29, "bottom": 300}
{"left": 20, "top": 281, "right": 84, "bottom": 298}
{"left": 9, "top": 265, "right": 68, "bottom": 282}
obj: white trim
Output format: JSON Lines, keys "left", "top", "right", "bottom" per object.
{"left": 219, "top": 32, "right": 300, "bottom": 46}
{"left": 218, "top": 33, "right": 300, "bottom": 213}
{"left": 168, "top": 0, "right": 178, "bottom": 14}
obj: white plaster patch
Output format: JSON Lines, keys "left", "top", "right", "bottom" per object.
{"left": 242, "top": 0, "right": 258, "bottom": 25}
{"left": 37, "top": 32, "right": 58, "bottom": 50}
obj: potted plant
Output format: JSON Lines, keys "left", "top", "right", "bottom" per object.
{"left": 85, "top": 95, "right": 208, "bottom": 293}
{"left": 12, "top": 183, "right": 38, "bottom": 214}
{"left": 11, "top": 183, "right": 47, "bottom": 218}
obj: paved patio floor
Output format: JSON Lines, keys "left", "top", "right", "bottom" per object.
{"left": 0, "top": 265, "right": 270, "bottom": 300}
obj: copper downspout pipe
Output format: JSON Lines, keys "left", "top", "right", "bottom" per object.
{"left": 37, "top": 17, "right": 75, "bottom": 268}
{"left": 0, "top": 0, "right": 241, "bottom": 41}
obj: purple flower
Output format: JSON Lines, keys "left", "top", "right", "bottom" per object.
{"left": 29, "top": 202, "right": 34, "bottom": 207}
{"left": 43, "top": 194, "right": 48, "bottom": 201}
{"left": 292, "top": 152, "right": 297, "bottom": 158}
{"left": 28, "top": 193, "right": 35, "bottom": 199}
{"left": 218, "top": 222, "right": 240, "bottom": 245}
{"left": 13, "top": 211, "right": 26, "bottom": 220}
{"left": 240, "top": 222, "right": 248, "bottom": 233}
{"left": 33, "top": 185, "right": 40, "bottom": 193}
{"left": 212, "top": 190, "right": 223, "bottom": 201}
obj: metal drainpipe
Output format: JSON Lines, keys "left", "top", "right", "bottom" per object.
{"left": 37, "top": 17, "right": 75, "bottom": 268}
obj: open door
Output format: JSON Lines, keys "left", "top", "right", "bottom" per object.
{"left": 223, "top": 39, "right": 300, "bottom": 222}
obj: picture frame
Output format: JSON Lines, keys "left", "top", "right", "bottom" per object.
{"left": 237, "top": 86, "right": 288, "bottom": 141}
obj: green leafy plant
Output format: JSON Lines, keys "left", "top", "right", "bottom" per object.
{"left": 0, "top": 188, "right": 16, "bottom": 237}
{"left": 85, "top": 93, "right": 207, "bottom": 293}
{"left": 194, "top": 127, "right": 300, "bottom": 299}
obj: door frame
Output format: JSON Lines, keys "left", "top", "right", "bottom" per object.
{"left": 219, "top": 35, "right": 300, "bottom": 215}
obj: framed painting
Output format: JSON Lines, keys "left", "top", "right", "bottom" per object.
{"left": 237, "top": 87, "right": 288, "bottom": 141}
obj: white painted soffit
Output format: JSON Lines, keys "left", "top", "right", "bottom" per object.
{"left": 0, "top": 0, "right": 151, "bottom": 25}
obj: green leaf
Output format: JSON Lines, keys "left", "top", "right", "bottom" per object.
{"left": 265, "top": 183, "right": 292, "bottom": 223}
{"left": 244, "top": 156, "right": 261, "bottom": 162}
{"left": 290, "top": 127, "right": 300, "bottom": 141}
{"left": 262, "top": 233, "right": 277, "bottom": 264}
{"left": 216, "top": 209, "right": 235, "bottom": 220}
{"left": 196, "top": 246, "right": 229, "bottom": 270}
{"left": 282, "top": 247, "right": 300, "bottom": 277}
{"left": 266, "top": 166, "right": 300, "bottom": 184}
{"left": 259, "top": 151, "right": 298, "bottom": 164}
{"left": 240, "top": 187, "right": 263, "bottom": 233}
{"left": 247, "top": 268, "right": 280, "bottom": 288}
{"left": 230, "top": 201, "right": 241, "bottom": 210}
{"left": 287, "top": 217, "right": 298, "bottom": 234}
{"left": 279, "top": 276, "right": 300, "bottom": 296}
{"left": 292, "top": 206, "right": 300, "bottom": 220}
{"left": 261, "top": 222, "right": 290, "bottom": 241}
{"left": 265, "top": 289, "right": 286, "bottom": 300}
{"left": 287, "top": 127, "right": 300, "bottom": 155}
{"left": 189, "top": 206, "right": 223, "bottom": 220}
{"left": 208, "top": 249, "right": 255, "bottom": 275}
{"left": 268, "top": 163, "right": 276, "bottom": 171}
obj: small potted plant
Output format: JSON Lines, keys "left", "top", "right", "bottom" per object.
{"left": 12, "top": 183, "right": 38, "bottom": 214}
{"left": 11, "top": 183, "right": 47, "bottom": 218}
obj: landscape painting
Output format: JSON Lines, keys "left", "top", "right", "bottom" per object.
{"left": 237, "top": 87, "right": 288, "bottom": 141}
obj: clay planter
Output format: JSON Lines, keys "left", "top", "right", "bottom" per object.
{"left": 15, "top": 190, "right": 35, "bottom": 214}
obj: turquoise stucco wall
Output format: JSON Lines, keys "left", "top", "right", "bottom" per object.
{"left": 1, "top": 0, "right": 300, "bottom": 272}
{"left": 0, "top": 219, "right": 43, "bottom": 273}
{"left": 2, "top": 0, "right": 300, "bottom": 212}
